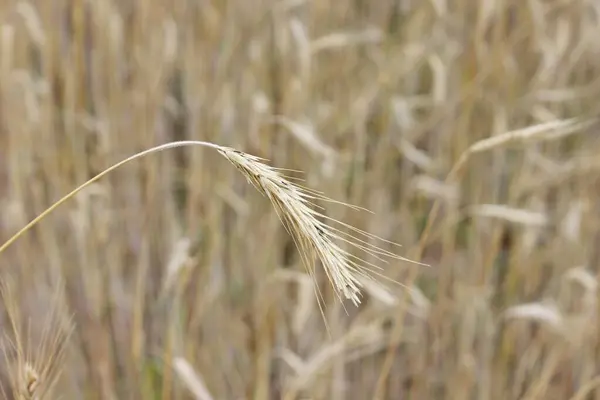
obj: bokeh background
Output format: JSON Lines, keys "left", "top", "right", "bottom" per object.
{"left": 1, "top": 0, "right": 600, "bottom": 399}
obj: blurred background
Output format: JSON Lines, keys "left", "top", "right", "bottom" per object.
{"left": 1, "top": 0, "right": 600, "bottom": 399}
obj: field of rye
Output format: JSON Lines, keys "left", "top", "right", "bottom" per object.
{"left": 1, "top": 0, "right": 600, "bottom": 399}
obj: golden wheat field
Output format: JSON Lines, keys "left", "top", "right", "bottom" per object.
{"left": 0, "top": 0, "right": 600, "bottom": 399}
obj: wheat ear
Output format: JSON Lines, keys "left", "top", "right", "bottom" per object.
{"left": 0, "top": 279, "right": 73, "bottom": 400}
{"left": 0, "top": 141, "right": 422, "bottom": 305}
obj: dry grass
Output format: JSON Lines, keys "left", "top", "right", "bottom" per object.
{"left": 1, "top": 0, "right": 600, "bottom": 399}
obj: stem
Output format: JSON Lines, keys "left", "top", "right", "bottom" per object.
{"left": 0, "top": 141, "right": 222, "bottom": 256}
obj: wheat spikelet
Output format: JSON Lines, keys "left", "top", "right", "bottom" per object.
{"left": 21, "top": 363, "right": 39, "bottom": 399}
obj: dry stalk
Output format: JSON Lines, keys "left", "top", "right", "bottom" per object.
{"left": 0, "top": 141, "right": 423, "bottom": 306}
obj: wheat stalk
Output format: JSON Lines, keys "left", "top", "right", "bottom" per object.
{"left": 0, "top": 141, "right": 423, "bottom": 305}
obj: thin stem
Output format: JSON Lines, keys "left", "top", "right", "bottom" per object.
{"left": 0, "top": 141, "right": 222, "bottom": 256}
